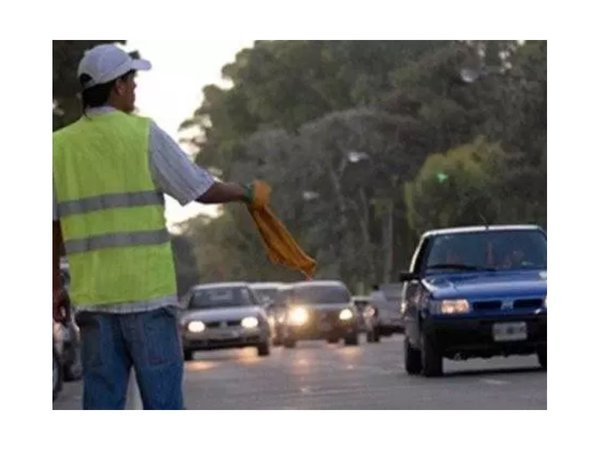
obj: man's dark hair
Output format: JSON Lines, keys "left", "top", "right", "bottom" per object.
{"left": 79, "top": 70, "right": 135, "bottom": 110}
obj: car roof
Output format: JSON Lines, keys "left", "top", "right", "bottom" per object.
{"left": 290, "top": 280, "right": 348, "bottom": 289}
{"left": 249, "top": 282, "right": 286, "bottom": 289}
{"left": 191, "top": 282, "right": 250, "bottom": 291}
{"left": 422, "top": 225, "right": 544, "bottom": 238}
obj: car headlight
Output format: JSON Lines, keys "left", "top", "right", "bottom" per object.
{"left": 288, "top": 307, "right": 309, "bottom": 326}
{"left": 187, "top": 321, "right": 206, "bottom": 332}
{"left": 430, "top": 299, "right": 470, "bottom": 315}
{"left": 339, "top": 308, "right": 354, "bottom": 320}
{"left": 241, "top": 316, "right": 259, "bottom": 329}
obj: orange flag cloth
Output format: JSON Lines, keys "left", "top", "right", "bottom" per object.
{"left": 246, "top": 184, "right": 316, "bottom": 279}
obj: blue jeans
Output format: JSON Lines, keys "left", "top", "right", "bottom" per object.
{"left": 75, "top": 307, "right": 184, "bottom": 410}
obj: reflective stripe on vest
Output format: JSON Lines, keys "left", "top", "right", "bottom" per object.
{"left": 57, "top": 191, "right": 163, "bottom": 218}
{"left": 64, "top": 229, "right": 170, "bottom": 254}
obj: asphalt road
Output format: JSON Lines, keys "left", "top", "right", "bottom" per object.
{"left": 53, "top": 334, "right": 546, "bottom": 410}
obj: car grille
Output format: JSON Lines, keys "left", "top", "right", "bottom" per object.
{"left": 205, "top": 320, "right": 242, "bottom": 328}
{"left": 472, "top": 301, "right": 502, "bottom": 311}
{"left": 471, "top": 298, "right": 544, "bottom": 311}
{"left": 514, "top": 298, "right": 544, "bottom": 309}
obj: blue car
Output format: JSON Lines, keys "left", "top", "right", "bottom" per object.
{"left": 400, "top": 225, "right": 547, "bottom": 377}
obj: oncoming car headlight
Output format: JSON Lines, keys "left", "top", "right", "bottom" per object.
{"left": 430, "top": 299, "right": 470, "bottom": 315}
{"left": 241, "top": 317, "right": 259, "bottom": 329}
{"left": 288, "top": 307, "right": 309, "bottom": 326}
{"left": 188, "top": 321, "right": 206, "bottom": 332}
{"left": 339, "top": 308, "right": 354, "bottom": 320}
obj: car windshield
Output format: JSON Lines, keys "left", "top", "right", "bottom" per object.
{"left": 291, "top": 285, "right": 350, "bottom": 304}
{"left": 425, "top": 229, "right": 547, "bottom": 273}
{"left": 252, "top": 288, "right": 280, "bottom": 305}
{"left": 188, "top": 287, "right": 255, "bottom": 310}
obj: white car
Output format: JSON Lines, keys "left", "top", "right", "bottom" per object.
{"left": 180, "top": 282, "right": 271, "bottom": 360}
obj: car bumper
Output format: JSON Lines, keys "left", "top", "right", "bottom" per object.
{"left": 183, "top": 327, "right": 269, "bottom": 350}
{"left": 423, "top": 314, "right": 546, "bottom": 358}
{"left": 286, "top": 319, "right": 358, "bottom": 340}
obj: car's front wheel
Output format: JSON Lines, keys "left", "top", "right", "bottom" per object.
{"left": 404, "top": 336, "right": 422, "bottom": 375}
{"left": 344, "top": 333, "right": 359, "bottom": 346}
{"left": 53, "top": 349, "right": 62, "bottom": 401}
{"left": 183, "top": 349, "right": 194, "bottom": 361}
{"left": 537, "top": 347, "right": 547, "bottom": 370}
{"left": 283, "top": 338, "right": 296, "bottom": 348}
{"left": 367, "top": 326, "right": 380, "bottom": 343}
{"left": 257, "top": 341, "right": 270, "bottom": 357}
{"left": 63, "top": 345, "right": 83, "bottom": 382}
{"left": 420, "top": 332, "right": 443, "bottom": 377}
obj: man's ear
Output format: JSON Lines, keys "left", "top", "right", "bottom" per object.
{"left": 113, "top": 78, "right": 126, "bottom": 96}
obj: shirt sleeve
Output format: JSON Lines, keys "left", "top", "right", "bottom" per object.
{"left": 148, "top": 121, "right": 215, "bottom": 206}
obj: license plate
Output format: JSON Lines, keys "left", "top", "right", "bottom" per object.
{"left": 214, "top": 330, "right": 238, "bottom": 340}
{"left": 319, "top": 322, "right": 332, "bottom": 332}
{"left": 493, "top": 322, "right": 527, "bottom": 342}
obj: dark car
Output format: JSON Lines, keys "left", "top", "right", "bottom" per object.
{"left": 180, "top": 282, "right": 271, "bottom": 359}
{"left": 400, "top": 225, "right": 547, "bottom": 377}
{"left": 279, "top": 280, "right": 360, "bottom": 348}
{"left": 53, "top": 262, "right": 82, "bottom": 401}
{"left": 351, "top": 296, "right": 380, "bottom": 343}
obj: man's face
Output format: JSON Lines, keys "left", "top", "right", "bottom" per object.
{"left": 113, "top": 72, "right": 137, "bottom": 113}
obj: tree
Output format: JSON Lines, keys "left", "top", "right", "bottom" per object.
{"left": 404, "top": 137, "right": 508, "bottom": 235}
{"left": 53, "top": 40, "right": 126, "bottom": 131}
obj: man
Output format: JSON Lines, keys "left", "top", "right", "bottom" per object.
{"left": 52, "top": 44, "right": 266, "bottom": 409}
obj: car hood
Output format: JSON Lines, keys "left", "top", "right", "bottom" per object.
{"left": 181, "top": 306, "right": 265, "bottom": 322}
{"left": 423, "top": 270, "right": 547, "bottom": 299}
{"left": 291, "top": 303, "right": 353, "bottom": 312}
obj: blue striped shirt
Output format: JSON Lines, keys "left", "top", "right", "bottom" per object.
{"left": 53, "top": 107, "right": 214, "bottom": 313}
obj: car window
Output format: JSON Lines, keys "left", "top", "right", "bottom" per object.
{"left": 425, "top": 230, "right": 547, "bottom": 272}
{"left": 291, "top": 285, "right": 350, "bottom": 304}
{"left": 252, "top": 288, "right": 279, "bottom": 305}
{"left": 188, "top": 287, "right": 255, "bottom": 309}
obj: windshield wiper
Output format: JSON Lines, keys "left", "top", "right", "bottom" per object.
{"left": 426, "top": 264, "right": 496, "bottom": 272}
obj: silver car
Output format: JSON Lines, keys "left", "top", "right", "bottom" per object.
{"left": 180, "top": 282, "right": 271, "bottom": 360}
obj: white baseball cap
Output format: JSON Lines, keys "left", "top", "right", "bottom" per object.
{"left": 77, "top": 44, "right": 151, "bottom": 89}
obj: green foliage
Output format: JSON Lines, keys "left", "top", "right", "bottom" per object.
{"left": 174, "top": 40, "right": 546, "bottom": 290}
{"left": 405, "top": 138, "right": 508, "bottom": 234}
{"left": 53, "top": 40, "right": 125, "bottom": 131}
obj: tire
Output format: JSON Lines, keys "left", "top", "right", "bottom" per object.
{"left": 326, "top": 337, "right": 338, "bottom": 344}
{"left": 283, "top": 338, "right": 296, "bottom": 348}
{"left": 184, "top": 349, "right": 194, "bottom": 361}
{"left": 404, "top": 336, "right": 422, "bottom": 375}
{"left": 53, "top": 349, "right": 63, "bottom": 401}
{"left": 272, "top": 337, "right": 282, "bottom": 347}
{"left": 257, "top": 341, "right": 270, "bottom": 357}
{"left": 537, "top": 347, "right": 547, "bottom": 370}
{"left": 372, "top": 327, "right": 381, "bottom": 343}
{"left": 63, "top": 345, "right": 83, "bottom": 382}
{"left": 420, "top": 332, "right": 443, "bottom": 377}
{"left": 344, "top": 333, "right": 359, "bottom": 346}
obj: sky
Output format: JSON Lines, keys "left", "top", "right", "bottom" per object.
{"left": 124, "top": 40, "right": 253, "bottom": 232}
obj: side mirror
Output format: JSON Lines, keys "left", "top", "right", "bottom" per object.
{"left": 398, "top": 271, "right": 418, "bottom": 282}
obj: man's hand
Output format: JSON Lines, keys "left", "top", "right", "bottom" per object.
{"left": 53, "top": 289, "right": 71, "bottom": 324}
{"left": 244, "top": 180, "right": 272, "bottom": 209}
